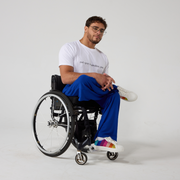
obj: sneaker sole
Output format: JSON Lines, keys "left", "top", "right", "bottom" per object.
{"left": 120, "top": 95, "right": 138, "bottom": 102}
{"left": 94, "top": 145, "right": 124, "bottom": 153}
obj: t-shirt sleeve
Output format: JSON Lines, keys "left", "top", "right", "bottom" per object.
{"left": 102, "top": 54, "right": 109, "bottom": 74}
{"left": 104, "top": 61, "right": 109, "bottom": 74}
{"left": 59, "top": 43, "right": 75, "bottom": 67}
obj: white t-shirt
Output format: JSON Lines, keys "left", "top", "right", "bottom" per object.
{"left": 59, "top": 40, "right": 109, "bottom": 74}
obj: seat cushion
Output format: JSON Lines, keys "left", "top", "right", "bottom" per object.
{"left": 68, "top": 96, "right": 100, "bottom": 109}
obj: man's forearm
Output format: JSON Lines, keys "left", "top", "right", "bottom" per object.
{"left": 59, "top": 65, "right": 113, "bottom": 90}
{"left": 61, "top": 71, "right": 98, "bottom": 85}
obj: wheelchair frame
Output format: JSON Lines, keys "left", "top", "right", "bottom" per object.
{"left": 32, "top": 75, "right": 118, "bottom": 165}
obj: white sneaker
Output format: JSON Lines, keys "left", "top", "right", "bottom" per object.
{"left": 117, "top": 86, "right": 138, "bottom": 102}
{"left": 94, "top": 137, "right": 124, "bottom": 153}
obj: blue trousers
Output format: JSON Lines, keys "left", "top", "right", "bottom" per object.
{"left": 62, "top": 75, "right": 120, "bottom": 141}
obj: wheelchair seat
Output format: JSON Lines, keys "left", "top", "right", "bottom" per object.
{"left": 51, "top": 74, "right": 100, "bottom": 109}
{"left": 32, "top": 74, "right": 118, "bottom": 165}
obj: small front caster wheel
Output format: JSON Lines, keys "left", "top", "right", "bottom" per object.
{"left": 107, "top": 151, "right": 118, "bottom": 160}
{"left": 75, "top": 152, "right": 88, "bottom": 165}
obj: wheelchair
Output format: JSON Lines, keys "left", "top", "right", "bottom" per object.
{"left": 32, "top": 75, "right": 118, "bottom": 165}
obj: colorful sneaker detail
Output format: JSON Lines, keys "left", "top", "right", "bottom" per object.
{"left": 94, "top": 137, "right": 124, "bottom": 152}
{"left": 117, "top": 86, "right": 138, "bottom": 102}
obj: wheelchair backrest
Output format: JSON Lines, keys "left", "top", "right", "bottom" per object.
{"left": 51, "top": 75, "right": 66, "bottom": 92}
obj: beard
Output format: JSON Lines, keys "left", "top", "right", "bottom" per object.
{"left": 87, "top": 33, "right": 101, "bottom": 44}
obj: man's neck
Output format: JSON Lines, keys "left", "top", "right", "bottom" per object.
{"left": 79, "top": 38, "right": 96, "bottom": 49}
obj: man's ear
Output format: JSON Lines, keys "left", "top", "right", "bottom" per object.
{"left": 84, "top": 26, "right": 88, "bottom": 33}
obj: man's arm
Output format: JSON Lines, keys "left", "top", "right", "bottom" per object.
{"left": 60, "top": 65, "right": 115, "bottom": 91}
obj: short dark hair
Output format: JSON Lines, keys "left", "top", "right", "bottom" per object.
{"left": 85, "top": 16, "right": 107, "bottom": 29}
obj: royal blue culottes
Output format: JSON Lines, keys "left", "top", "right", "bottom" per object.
{"left": 62, "top": 75, "right": 120, "bottom": 141}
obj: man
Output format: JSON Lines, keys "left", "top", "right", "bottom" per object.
{"left": 59, "top": 16, "right": 137, "bottom": 152}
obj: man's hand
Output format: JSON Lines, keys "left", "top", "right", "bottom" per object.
{"left": 95, "top": 73, "right": 115, "bottom": 91}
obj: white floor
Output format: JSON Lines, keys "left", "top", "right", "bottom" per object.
{"left": 1, "top": 122, "right": 180, "bottom": 180}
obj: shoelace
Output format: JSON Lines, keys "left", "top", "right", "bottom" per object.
{"left": 118, "top": 86, "right": 128, "bottom": 93}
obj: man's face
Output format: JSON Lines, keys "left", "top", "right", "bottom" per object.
{"left": 85, "top": 22, "right": 106, "bottom": 44}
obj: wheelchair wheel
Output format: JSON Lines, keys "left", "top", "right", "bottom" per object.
{"left": 32, "top": 91, "right": 75, "bottom": 157}
{"left": 107, "top": 151, "right": 118, "bottom": 160}
{"left": 75, "top": 152, "right": 88, "bottom": 165}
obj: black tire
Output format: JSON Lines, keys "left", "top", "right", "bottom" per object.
{"left": 107, "top": 151, "right": 118, "bottom": 160}
{"left": 32, "top": 91, "right": 75, "bottom": 157}
{"left": 75, "top": 152, "right": 88, "bottom": 165}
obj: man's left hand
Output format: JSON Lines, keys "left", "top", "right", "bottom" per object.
{"left": 101, "top": 73, "right": 115, "bottom": 91}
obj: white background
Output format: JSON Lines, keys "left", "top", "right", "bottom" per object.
{"left": 0, "top": 0, "right": 180, "bottom": 180}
